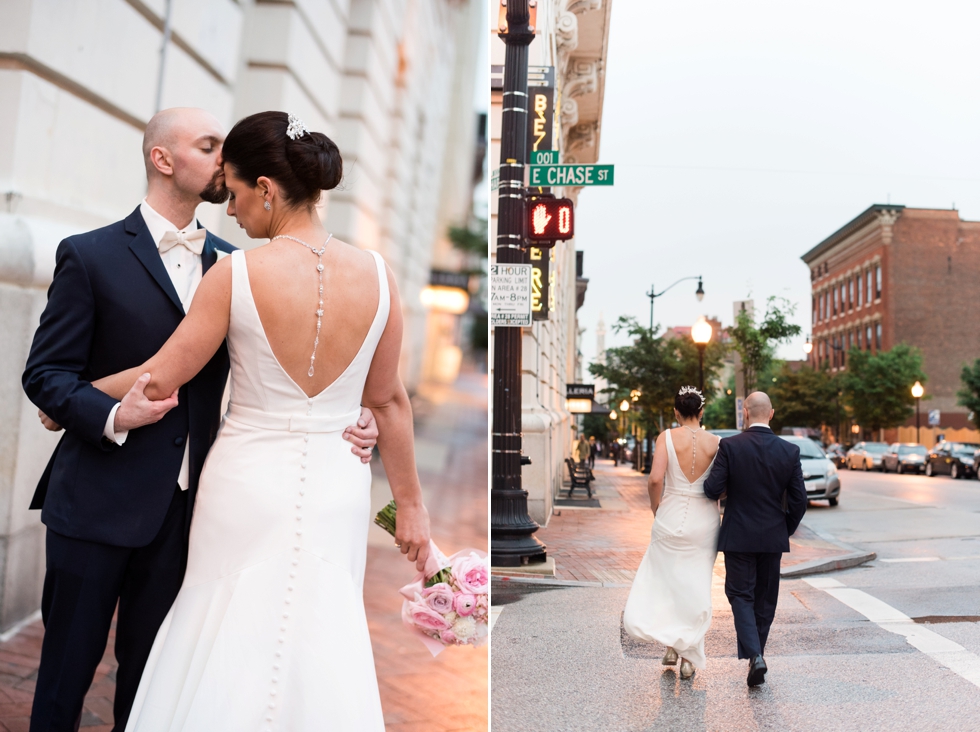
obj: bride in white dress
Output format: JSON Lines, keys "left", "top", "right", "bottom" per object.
{"left": 623, "top": 386, "right": 721, "bottom": 680}
{"left": 93, "top": 111, "right": 429, "bottom": 730}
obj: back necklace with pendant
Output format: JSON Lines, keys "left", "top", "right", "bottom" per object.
{"left": 269, "top": 233, "right": 333, "bottom": 377}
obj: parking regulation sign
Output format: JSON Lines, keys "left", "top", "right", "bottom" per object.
{"left": 490, "top": 263, "right": 533, "bottom": 327}
{"left": 928, "top": 409, "right": 941, "bottom": 426}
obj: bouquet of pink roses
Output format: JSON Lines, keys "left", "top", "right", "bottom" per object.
{"left": 374, "top": 501, "right": 489, "bottom": 657}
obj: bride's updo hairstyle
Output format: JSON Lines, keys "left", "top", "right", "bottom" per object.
{"left": 221, "top": 111, "right": 342, "bottom": 208}
{"left": 675, "top": 386, "right": 705, "bottom": 419}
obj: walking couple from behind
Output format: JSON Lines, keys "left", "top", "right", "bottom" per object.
{"left": 624, "top": 388, "right": 807, "bottom": 686}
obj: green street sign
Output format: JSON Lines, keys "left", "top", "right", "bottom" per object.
{"left": 530, "top": 150, "right": 559, "bottom": 165}
{"left": 529, "top": 164, "right": 614, "bottom": 187}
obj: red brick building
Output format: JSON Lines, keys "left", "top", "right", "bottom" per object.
{"left": 802, "top": 204, "right": 980, "bottom": 433}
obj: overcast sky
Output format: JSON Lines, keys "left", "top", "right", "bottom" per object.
{"left": 576, "top": 0, "right": 980, "bottom": 371}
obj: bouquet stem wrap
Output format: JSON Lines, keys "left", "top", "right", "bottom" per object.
{"left": 374, "top": 501, "right": 489, "bottom": 657}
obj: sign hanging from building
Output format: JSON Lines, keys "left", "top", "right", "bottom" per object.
{"left": 529, "top": 247, "right": 550, "bottom": 321}
{"left": 526, "top": 66, "right": 555, "bottom": 162}
{"left": 490, "top": 263, "right": 533, "bottom": 327}
{"left": 565, "top": 384, "right": 595, "bottom": 414}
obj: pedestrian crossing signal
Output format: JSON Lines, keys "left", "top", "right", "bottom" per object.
{"left": 526, "top": 198, "right": 574, "bottom": 244}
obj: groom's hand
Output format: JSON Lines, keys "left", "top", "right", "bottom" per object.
{"left": 114, "top": 373, "right": 179, "bottom": 432}
{"left": 343, "top": 407, "right": 379, "bottom": 464}
{"left": 38, "top": 410, "right": 63, "bottom": 432}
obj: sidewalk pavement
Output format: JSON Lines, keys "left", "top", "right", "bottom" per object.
{"left": 0, "top": 372, "right": 488, "bottom": 732}
{"left": 492, "top": 458, "right": 867, "bottom": 587}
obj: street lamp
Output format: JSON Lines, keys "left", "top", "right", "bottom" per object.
{"left": 912, "top": 381, "right": 924, "bottom": 445}
{"left": 609, "top": 409, "right": 619, "bottom": 465}
{"left": 803, "top": 335, "right": 813, "bottom": 355}
{"left": 620, "top": 399, "right": 630, "bottom": 412}
{"left": 691, "top": 316, "right": 713, "bottom": 393}
{"left": 646, "top": 276, "right": 705, "bottom": 331}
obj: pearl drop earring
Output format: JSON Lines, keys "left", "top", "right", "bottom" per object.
{"left": 264, "top": 201, "right": 271, "bottom": 211}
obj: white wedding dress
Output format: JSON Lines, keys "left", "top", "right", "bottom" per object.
{"left": 623, "top": 429, "right": 720, "bottom": 669}
{"left": 126, "top": 249, "right": 389, "bottom": 731}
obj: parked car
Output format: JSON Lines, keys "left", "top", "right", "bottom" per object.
{"left": 925, "top": 441, "right": 980, "bottom": 479}
{"left": 825, "top": 443, "right": 847, "bottom": 468}
{"left": 846, "top": 441, "right": 890, "bottom": 470}
{"left": 882, "top": 443, "right": 928, "bottom": 474}
{"left": 707, "top": 429, "right": 741, "bottom": 440}
{"left": 780, "top": 435, "right": 840, "bottom": 506}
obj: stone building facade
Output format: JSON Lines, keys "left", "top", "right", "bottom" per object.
{"left": 0, "top": 0, "right": 483, "bottom": 631}
{"left": 490, "top": 0, "right": 612, "bottom": 524}
{"left": 802, "top": 204, "right": 980, "bottom": 438}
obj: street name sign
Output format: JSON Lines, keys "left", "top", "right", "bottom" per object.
{"left": 490, "top": 263, "right": 533, "bottom": 327}
{"left": 529, "top": 164, "right": 614, "bottom": 187}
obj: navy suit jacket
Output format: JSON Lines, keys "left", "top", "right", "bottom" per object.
{"left": 23, "top": 206, "right": 236, "bottom": 548}
{"left": 703, "top": 426, "right": 808, "bottom": 553}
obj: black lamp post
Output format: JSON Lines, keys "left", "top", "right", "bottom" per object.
{"left": 490, "top": 0, "right": 546, "bottom": 567}
{"left": 646, "top": 276, "right": 704, "bottom": 331}
{"left": 912, "top": 381, "right": 924, "bottom": 444}
{"left": 691, "top": 316, "right": 712, "bottom": 395}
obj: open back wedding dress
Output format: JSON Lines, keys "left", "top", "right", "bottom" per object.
{"left": 623, "top": 429, "right": 720, "bottom": 669}
{"left": 126, "top": 249, "right": 389, "bottom": 730}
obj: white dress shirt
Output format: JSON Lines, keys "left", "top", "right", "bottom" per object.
{"left": 103, "top": 199, "right": 204, "bottom": 491}
{"left": 748, "top": 423, "right": 772, "bottom": 430}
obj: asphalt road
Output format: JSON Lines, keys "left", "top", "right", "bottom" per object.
{"left": 491, "top": 469, "right": 980, "bottom": 732}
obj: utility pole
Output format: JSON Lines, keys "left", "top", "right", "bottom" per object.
{"left": 490, "top": 0, "right": 546, "bottom": 567}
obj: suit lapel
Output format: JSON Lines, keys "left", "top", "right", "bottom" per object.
{"left": 201, "top": 229, "right": 217, "bottom": 276}
{"left": 127, "top": 211, "right": 185, "bottom": 315}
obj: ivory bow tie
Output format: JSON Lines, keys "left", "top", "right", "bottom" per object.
{"left": 158, "top": 228, "right": 206, "bottom": 255}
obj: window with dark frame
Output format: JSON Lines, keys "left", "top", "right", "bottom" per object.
{"left": 867, "top": 325, "right": 873, "bottom": 351}
{"left": 849, "top": 279, "right": 854, "bottom": 310}
{"left": 875, "top": 264, "right": 882, "bottom": 300}
{"left": 857, "top": 272, "right": 863, "bottom": 308}
{"left": 876, "top": 322, "right": 882, "bottom": 350}
{"left": 833, "top": 287, "right": 838, "bottom": 316}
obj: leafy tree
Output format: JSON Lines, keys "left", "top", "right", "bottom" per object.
{"left": 589, "top": 317, "right": 725, "bottom": 436}
{"left": 842, "top": 344, "right": 926, "bottom": 433}
{"left": 727, "top": 297, "right": 802, "bottom": 392}
{"left": 582, "top": 412, "right": 616, "bottom": 441}
{"left": 957, "top": 359, "right": 980, "bottom": 429}
{"left": 703, "top": 376, "right": 736, "bottom": 429}
{"left": 769, "top": 362, "right": 840, "bottom": 433}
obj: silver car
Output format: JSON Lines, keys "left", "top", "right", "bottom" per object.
{"left": 780, "top": 435, "right": 841, "bottom": 507}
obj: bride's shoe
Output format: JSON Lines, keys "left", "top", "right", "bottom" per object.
{"left": 680, "top": 659, "right": 695, "bottom": 680}
{"left": 662, "top": 647, "right": 678, "bottom": 666}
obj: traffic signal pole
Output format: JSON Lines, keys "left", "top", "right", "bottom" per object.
{"left": 491, "top": 0, "right": 547, "bottom": 567}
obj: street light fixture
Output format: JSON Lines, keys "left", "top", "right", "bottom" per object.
{"left": 803, "top": 335, "right": 813, "bottom": 355}
{"left": 645, "top": 276, "right": 705, "bottom": 330}
{"left": 691, "top": 316, "right": 713, "bottom": 393}
{"left": 912, "top": 381, "right": 924, "bottom": 445}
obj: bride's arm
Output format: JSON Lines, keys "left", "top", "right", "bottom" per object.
{"left": 92, "top": 257, "right": 233, "bottom": 416}
{"left": 362, "top": 264, "right": 430, "bottom": 572}
{"left": 648, "top": 431, "right": 668, "bottom": 515}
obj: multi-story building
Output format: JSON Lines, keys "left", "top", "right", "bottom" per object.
{"left": 490, "top": 0, "right": 613, "bottom": 524}
{"left": 0, "top": 0, "right": 483, "bottom": 631}
{"left": 802, "top": 204, "right": 980, "bottom": 441}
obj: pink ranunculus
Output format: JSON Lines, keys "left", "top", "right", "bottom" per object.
{"left": 451, "top": 553, "right": 489, "bottom": 595}
{"left": 440, "top": 629, "right": 458, "bottom": 645}
{"left": 454, "top": 593, "right": 477, "bottom": 616}
{"left": 422, "top": 583, "right": 455, "bottom": 614}
{"left": 408, "top": 601, "right": 452, "bottom": 631}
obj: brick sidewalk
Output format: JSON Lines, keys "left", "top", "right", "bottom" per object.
{"left": 0, "top": 373, "right": 488, "bottom": 732}
{"left": 500, "top": 458, "right": 848, "bottom": 585}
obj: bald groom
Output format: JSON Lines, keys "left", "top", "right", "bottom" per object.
{"left": 702, "top": 392, "right": 808, "bottom": 687}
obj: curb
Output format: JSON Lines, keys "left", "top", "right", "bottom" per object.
{"left": 781, "top": 522, "right": 876, "bottom": 578}
{"left": 492, "top": 575, "right": 631, "bottom": 589}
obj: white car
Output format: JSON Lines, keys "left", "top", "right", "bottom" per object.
{"left": 781, "top": 435, "right": 841, "bottom": 507}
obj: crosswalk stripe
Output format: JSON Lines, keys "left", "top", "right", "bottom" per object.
{"left": 804, "top": 577, "right": 980, "bottom": 689}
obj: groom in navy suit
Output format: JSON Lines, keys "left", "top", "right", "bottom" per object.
{"left": 703, "top": 391, "right": 807, "bottom": 687}
{"left": 22, "top": 108, "right": 377, "bottom": 731}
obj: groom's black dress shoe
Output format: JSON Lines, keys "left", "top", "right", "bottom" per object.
{"left": 747, "top": 655, "right": 767, "bottom": 686}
